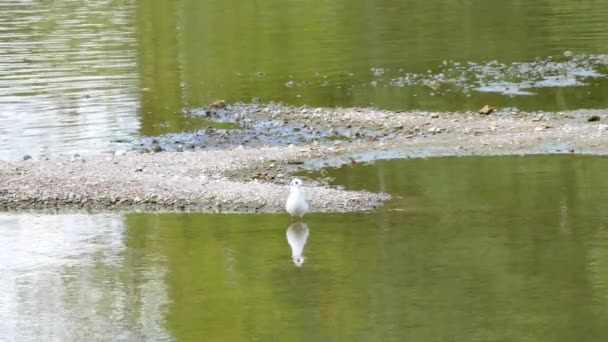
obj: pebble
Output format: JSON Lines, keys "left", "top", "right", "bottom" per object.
{"left": 428, "top": 127, "right": 443, "bottom": 134}
{"left": 532, "top": 114, "right": 544, "bottom": 122}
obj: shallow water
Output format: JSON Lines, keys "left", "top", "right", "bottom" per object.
{"left": 1, "top": 155, "right": 608, "bottom": 340}
{"left": 1, "top": 0, "right": 608, "bottom": 159}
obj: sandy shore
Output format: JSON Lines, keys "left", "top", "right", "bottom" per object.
{"left": 1, "top": 104, "right": 607, "bottom": 213}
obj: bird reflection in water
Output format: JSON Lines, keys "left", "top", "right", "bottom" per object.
{"left": 286, "top": 222, "right": 309, "bottom": 267}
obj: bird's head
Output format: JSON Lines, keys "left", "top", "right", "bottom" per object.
{"left": 290, "top": 178, "right": 303, "bottom": 187}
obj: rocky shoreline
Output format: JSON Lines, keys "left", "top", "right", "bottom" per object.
{"left": 1, "top": 103, "right": 607, "bottom": 213}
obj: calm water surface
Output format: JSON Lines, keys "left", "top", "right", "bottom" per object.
{"left": 1, "top": 155, "right": 608, "bottom": 341}
{"left": 1, "top": 0, "right": 608, "bottom": 158}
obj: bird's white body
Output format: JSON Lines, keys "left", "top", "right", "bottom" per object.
{"left": 285, "top": 178, "right": 309, "bottom": 218}
{"left": 286, "top": 222, "right": 309, "bottom": 267}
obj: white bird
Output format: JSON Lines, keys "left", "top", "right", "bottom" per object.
{"left": 285, "top": 178, "right": 309, "bottom": 218}
{"left": 286, "top": 222, "right": 309, "bottom": 267}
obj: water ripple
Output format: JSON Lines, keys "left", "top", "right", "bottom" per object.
{"left": 0, "top": 0, "right": 139, "bottom": 160}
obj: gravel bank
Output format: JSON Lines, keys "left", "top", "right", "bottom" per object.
{"left": 2, "top": 103, "right": 608, "bottom": 213}
{"left": 0, "top": 148, "right": 389, "bottom": 213}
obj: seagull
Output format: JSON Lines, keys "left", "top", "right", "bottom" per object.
{"left": 285, "top": 178, "right": 309, "bottom": 218}
{"left": 286, "top": 222, "right": 309, "bottom": 267}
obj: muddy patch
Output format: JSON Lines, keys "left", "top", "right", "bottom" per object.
{"left": 129, "top": 104, "right": 384, "bottom": 153}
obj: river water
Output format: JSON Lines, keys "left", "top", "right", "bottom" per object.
{"left": 1, "top": 0, "right": 608, "bottom": 159}
{"left": 1, "top": 1, "right": 608, "bottom": 340}
{"left": 2, "top": 155, "right": 608, "bottom": 340}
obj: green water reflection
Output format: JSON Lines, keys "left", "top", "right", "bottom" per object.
{"left": 135, "top": 0, "right": 608, "bottom": 128}
{"left": 124, "top": 155, "right": 607, "bottom": 340}
{"left": 2, "top": 156, "right": 608, "bottom": 340}
{"left": 2, "top": 0, "right": 608, "bottom": 157}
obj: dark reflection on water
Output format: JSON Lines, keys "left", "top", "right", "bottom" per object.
{"left": 2, "top": 1, "right": 608, "bottom": 158}
{"left": 1, "top": 155, "right": 608, "bottom": 340}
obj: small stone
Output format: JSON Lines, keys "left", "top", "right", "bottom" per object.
{"left": 563, "top": 50, "right": 573, "bottom": 58}
{"left": 430, "top": 113, "right": 439, "bottom": 119}
{"left": 152, "top": 144, "right": 162, "bottom": 153}
{"left": 587, "top": 115, "right": 601, "bottom": 122}
{"left": 479, "top": 105, "right": 494, "bottom": 115}
{"left": 210, "top": 100, "right": 226, "bottom": 109}
{"left": 23, "top": 154, "right": 32, "bottom": 161}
